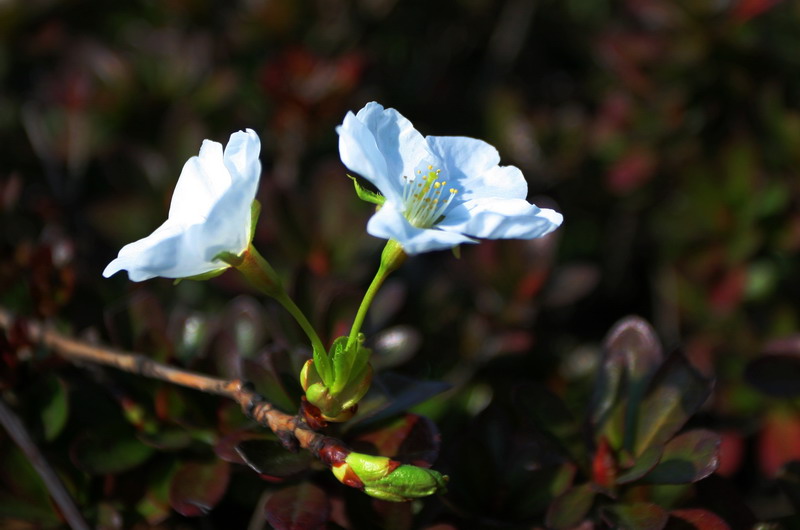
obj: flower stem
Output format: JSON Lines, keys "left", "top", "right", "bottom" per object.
{"left": 237, "top": 245, "right": 326, "bottom": 357}
{"left": 347, "top": 240, "right": 406, "bottom": 349}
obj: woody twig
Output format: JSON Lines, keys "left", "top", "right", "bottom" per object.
{"left": 0, "top": 308, "right": 448, "bottom": 502}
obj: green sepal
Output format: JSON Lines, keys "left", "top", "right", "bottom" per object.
{"left": 313, "top": 344, "right": 333, "bottom": 387}
{"left": 331, "top": 335, "right": 371, "bottom": 395}
{"left": 215, "top": 250, "right": 245, "bottom": 267}
{"left": 173, "top": 267, "right": 229, "bottom": 285}
{"left": 348, "top": 174, "right": 385, "bottom": 206}
{"left": 249, "top": 199, "right": 261, "bottom": 243}
{"left": 451, "top": 245, "right": 461, "bottom": 259}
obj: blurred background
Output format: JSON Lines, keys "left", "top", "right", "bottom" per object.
{"left": 3, "top": 0, "right": 800, "bottom": 528}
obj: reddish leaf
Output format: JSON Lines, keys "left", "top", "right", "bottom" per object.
{"left": 214, "top": 430, "right": 271, "bottom": 465}
{"left": 644, "top": 429, "right": 720, "bottom": 484}
{"left": 592, "top": 437, "right": 617, "bottom": 488}
{"left": 264, "top": 482, "right": 330, "bottom": 530}
{"left": 758, "top": 410, "right": 800, "bottom": 477}
{"left": 604, "top": 502, "right": 669, "bottom": 530}
{"left": 732, "top": 0, "right": 783, "bottom": 21}
{"left": 715, "top": 431, "right": 744, "bottom": 478}
{"left": 235, "top": 438, "right": 312, "bottom": 481}
{"left": 351, "top": 414, "right": 440, "bottom": 467}
{"left": 668, "top": 509, "right": 730, "bottom": 529}
{"left": 169, "top": 460, "right": 230, "bottom": 517}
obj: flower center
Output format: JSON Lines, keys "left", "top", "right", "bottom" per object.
{"left": 401, "top": 166, "right": 458, "bottom": 229}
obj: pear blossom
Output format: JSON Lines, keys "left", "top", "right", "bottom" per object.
{"left": 337, "top": 102, "right": 562, "bottom": 254}
{"left": 103, "top": 129, "right": 261, "bottom": 281}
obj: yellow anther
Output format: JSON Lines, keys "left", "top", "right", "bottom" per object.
{"left": 427, "top": 165, "right": 433, "bottom": 170}
{"left": 433, "top": 182, "right": 441, "bottom": 189}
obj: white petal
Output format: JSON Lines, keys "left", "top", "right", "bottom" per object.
{"left": 441, "top": 197, "right": 563, "bottom": 240}
{"left": 338, "top": 111, "right": 395, "bottom": 200}
{"left": 169, "top": 139, "right": 231, "bottom": 222}
{"left": 198, "top": 179, "right": 256, "bottom": 261}
{"left": 223, "top": 129, "right": 262, "bottom": 188}
{"left": 102, "top": 221, "right": 221, "bottom": 281}
{"left": 338, "top": 102, "right": 432, "bottom": 202}
{"left": 426, "top": 136, "right": 528, "bottom": 201}
{"left": 367, "top": 203, "right": 476, "bottom": 254}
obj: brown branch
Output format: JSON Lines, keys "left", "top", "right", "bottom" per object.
{"left": 0, "top": 308, "right": 345, "bottom": 468}
{"left": 0, "top": 397, "right": 90, "bottom": 530}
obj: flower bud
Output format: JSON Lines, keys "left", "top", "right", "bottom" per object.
{"left": 331, "top": 452, "right": 448, "bottom": 502}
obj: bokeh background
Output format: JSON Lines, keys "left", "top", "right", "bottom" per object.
{"left": 3, "top": 0, "right": 800, "bottom": 528}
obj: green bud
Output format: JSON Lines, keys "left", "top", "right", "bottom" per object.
{"left": 333, "top": 452, "right": 448, "bottom": 502}
{"left": 300, "top": 358, "right": 372, "bottom": 422}
{"left": 364, "top": 464, "right": 448, "bottom": 502}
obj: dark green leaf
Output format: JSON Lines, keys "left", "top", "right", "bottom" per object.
{"left": 136, "top": 461, "right": 177, "bottom": 525}
{"left": 40, "top": 376, "right": 69, "bottom": 441}
{"left": 616, "top": 444, "right": 663, "bottom": 485}
{"left": 545, "top": 483, "right": 595, "bottom": 530}
{"left": 242, "top": 348, "right": 301, "bottom": 413}
{"left": 264, "top": 482, "right": 330, "bottom": 530}
{"left": 510, "top": 463, "right": 576, "bottom": 520}
{"left": 515, "top": 385, "right": 585, "bottom": 464}
{"left": 0, "top": 444, "right": 60, "bottom": 525}
{"left": 71, "top": 426, "right": 154, "bottom": 475}
{"left": 348, "top": 372, "right": 451, "bottom": 429}
{"left": 604, "top": 502, "right": 669, "bottom": 530}
{"left": 634, "top": 353, "right": 713, "bottom": 457}
{"left": 137, "top": 428, "right": 193, "bottom": 450}
{"left": 644, "top": 429, "right": 720, "bottom": 484}
{"left": 592, "top": 316, "right": 663, "bottom": 450}
{"left": 169, "top": 459, "right": 230, "bottom": 517}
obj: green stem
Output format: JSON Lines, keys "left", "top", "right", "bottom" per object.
{"left": 346, "top": 240, "right": 406, "bottom": 349}
{"left": 275, "top": 292, "right": 326, "bottom": 359}
{"left": 236, "top": 245, "right": 326, "bottom": 357}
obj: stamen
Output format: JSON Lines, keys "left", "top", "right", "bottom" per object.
{"left": 401, "top": 167, "right": 458, "bottom": 228}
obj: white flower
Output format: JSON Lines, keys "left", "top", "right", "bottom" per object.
{"left": 337, "top": 102, "right": 563, "bottom": 254}
{"left": 103, "top": 129, "right": 261, "bottom": 281}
